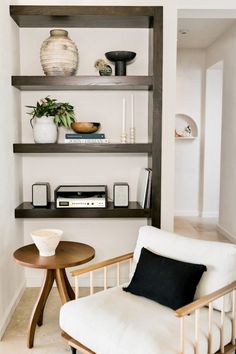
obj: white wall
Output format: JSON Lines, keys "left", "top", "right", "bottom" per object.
{"left": 206, "top": 23, "right": 236, "bottom": 241}
{"left": 178, "top": 0, "right": 236, "bottom": 11}
{"left": 175, "top": 49, "right": 205, "bottom": 216}
{"left": 0, "top": 0, "right": 25, "bottom": 339}
{"left": 202, "top": 63, "right": 223, "bottom": 217}
{"left": 20, "top": 26, "right": 150, "bottom": 286}
{"left": 175, "top": 51, "right": 223, "bottom": 218}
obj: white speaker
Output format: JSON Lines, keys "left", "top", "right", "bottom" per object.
{"left": 113, "top": 183, "right": 129, "bottom": 207}
{"left": 32, "top": 183, "right": 50, "bottom": 207}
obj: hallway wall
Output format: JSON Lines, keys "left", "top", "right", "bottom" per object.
{"left": 175, "top": 49, "right": 205, "bottom": 216}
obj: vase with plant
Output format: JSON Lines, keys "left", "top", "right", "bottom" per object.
{"left": 26, "top": 96, "right": 75, "bottom": 143}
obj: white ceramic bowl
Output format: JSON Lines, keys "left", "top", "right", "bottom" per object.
{"left": 31, "top": 229, "right": 63, "bottom": 257}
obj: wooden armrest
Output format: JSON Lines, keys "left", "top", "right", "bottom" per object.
{"left": 70, "top": 252, "right": 133, "bottom": 277}
{"left": 175, "top": 281, "right": 236, "bottom": 317}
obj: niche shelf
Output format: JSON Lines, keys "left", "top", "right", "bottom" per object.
{"left": 175, "top": 113, "right": 198, "bottom": 140}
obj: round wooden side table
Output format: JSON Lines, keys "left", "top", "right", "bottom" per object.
{"left": 13, "top": 241, "right": 95, "bottom": 348}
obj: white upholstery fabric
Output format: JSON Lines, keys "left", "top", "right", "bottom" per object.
{"left": 60, "top": 286, "right": 232, "bottom": 354}
{"left": 133, "top": 226, "right": 236, "bottom": 311}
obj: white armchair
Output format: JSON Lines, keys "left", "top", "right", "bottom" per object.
{"left": 60, "top": 226, "right": 236, "bottom": 354}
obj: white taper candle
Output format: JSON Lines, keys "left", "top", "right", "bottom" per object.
{"left": 131, "top": 94, "right": 134, "bottom": 128}
{"left": 122, "top": 97, "right": 126, "bottom": 133}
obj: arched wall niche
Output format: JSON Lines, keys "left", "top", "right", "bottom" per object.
{"left": 175, "top": 113, "right": 198, "bottom": 139}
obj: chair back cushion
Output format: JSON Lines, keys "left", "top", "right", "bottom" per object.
{"left": 133, "top": 226, "right": 236, "bottom": 311}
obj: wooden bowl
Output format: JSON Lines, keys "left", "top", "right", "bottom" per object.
{"left": 71, "top": 122, "right": 101, "bottom": 134}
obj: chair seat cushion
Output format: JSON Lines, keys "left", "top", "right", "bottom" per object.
{"left": 60, "top": 286, "right": 232, "bottom": 354}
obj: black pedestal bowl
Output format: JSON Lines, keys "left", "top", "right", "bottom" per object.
{"left": 105, "top": 51, "right": 136, "bottom": 76}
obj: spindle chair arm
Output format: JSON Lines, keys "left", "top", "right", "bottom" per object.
{"left": 175, "top": 281, "right": 236, "bottom": 354}
{"left": 70, "top": 252, "right": 133, "bottom": 298}
{"left": 70, "top": 252, "right": 133, "bottom": 277}
{"left": 176, "top": 281, "right": 236, "bottom": 317}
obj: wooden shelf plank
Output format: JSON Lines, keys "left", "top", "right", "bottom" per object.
{"left": 15, "top": 202, "right": 151, "bottom": 218}
{"left": 12, "top": 76, "right": 153, "bottom": 91}
{"left": 10, "top": 6, "right": 156, "bottom": 28}
{"left": 13, "top": 143, "right": 152, "bottom": 154}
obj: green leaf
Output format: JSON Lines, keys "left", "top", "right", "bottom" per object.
{"left": 25, "top": 96, "right": 75, "bottom": 128}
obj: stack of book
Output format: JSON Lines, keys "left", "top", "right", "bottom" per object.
{"left": 64, "top": 133, "right": 109, "bottom": 143}
{"left": 137, "top": 168, "right": 152, "bottom": 208}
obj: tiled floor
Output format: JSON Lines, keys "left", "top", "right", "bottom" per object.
{"left": 0, "top": 218, "right": 231, "bottom": 354}
{"left": 0, "top": 288, "right": 69, "bottom": 354}
{"left": 174, "top": 216, "right": 228, "bottom": 242}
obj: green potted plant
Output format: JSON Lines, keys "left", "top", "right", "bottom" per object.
{"left": 26, "top": 96, "right": 75, "bottom": 143}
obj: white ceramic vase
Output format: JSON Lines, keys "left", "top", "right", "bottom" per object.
{"left": 31, "top": 229, "right": 63, "bottom": 257}
{"left": 33, "top": 116, "right": 58, "bottom": 144}
{"left": 40, "top": 29, "right": 79, "bottom": 76}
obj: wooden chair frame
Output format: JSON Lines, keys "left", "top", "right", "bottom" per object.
{"left": 62, "top": 253, "right": 236, "bottom": 354}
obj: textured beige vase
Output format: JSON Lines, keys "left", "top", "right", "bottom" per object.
{"left": 40, "top": 29, "right": 78, "bottom": 76}
{"left": 33, "top": 116, "right": 58, "bottom": 144}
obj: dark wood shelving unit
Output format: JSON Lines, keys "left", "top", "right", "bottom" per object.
{"left": 10, "top": 5, "right": 163, "bottom": 226}
{"left": 12, "top": 76, "right": 153, "bottom": 91}
{"left": 15, "top": 202, "right": 151, "bottom": 219}
{"left": 13, "top": 143, "right": 152, "bottom": 154}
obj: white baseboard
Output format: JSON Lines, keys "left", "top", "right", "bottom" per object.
{"left": 200, "top": 211, "right": 219, "bottom": 218}
{"left": 175, "top": 210, "right": 219, "bottom": 218}
{"left": 174, "top": 210, "right": 199, "bottom": 217}
{"left": 0, "top": 280, "right": 26, "bottom": 340}
{"left": 217, "top": 224, "right": 236, "bottom": 243}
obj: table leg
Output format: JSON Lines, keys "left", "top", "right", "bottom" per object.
{"left": 37, "top": 304, "right": 45, "bottom": 327}
{"left": 27, "top": 269, "right": 54, "bottom": 348}
{"left": 61, "top": 268, "right": 75, "bottom": 300}
{"left": 55, "top": 268, "right": 75, "bottom": 304}
{"left": 37, "top": 271, "right": 54, "bottom": 328}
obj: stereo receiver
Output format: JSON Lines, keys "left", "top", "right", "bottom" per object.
{"left": 55, "top": 185, "right": 107, "bottom": 208}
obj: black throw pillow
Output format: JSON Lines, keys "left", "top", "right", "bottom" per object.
{"left": 123, "top": 247, "right": 207, "bottom": 310}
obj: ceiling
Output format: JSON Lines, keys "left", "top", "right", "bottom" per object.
{"left": 177, "top": 18, "right": 236, "bottom": 49}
